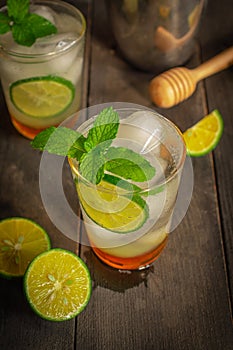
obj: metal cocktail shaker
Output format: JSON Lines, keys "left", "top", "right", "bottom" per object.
{"left": 106, "top": 0, "right": 206, "bottom": 73}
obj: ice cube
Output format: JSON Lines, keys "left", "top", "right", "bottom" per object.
{"left": 30, "top": 32, "right": 80, "bottom": 75}
{"left": 65, "top": 56, "right": 84, "bottom": 84}
{"left": 31, "top": 5, "right": 56, "bottom": 25}
{"left": 35, "top": 33, "right": 78, "bottom": 54}
{"left": 56, "top": 13, "right": 83, "bottom": 34}
{"left": 123, "top": 110, "right": 164, "bottom": 154}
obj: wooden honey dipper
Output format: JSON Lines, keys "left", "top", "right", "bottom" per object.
{"left": 149, "top": 46, "right": 233, "bottom": 108}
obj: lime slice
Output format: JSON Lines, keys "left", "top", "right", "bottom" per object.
{"left": 24, "top": 249, "right": 92, "bottom": 321}
{"left": 183, "top": 109, "right": 224, "bottom": 157}
{"left": 76, "top": 179, "right": 149, "bottom": 233}
{"left": 10, "top": 75, "right": 75, "bottom": 118}
{"left": 0, "top": 217, "right": 51, "bottom": 278}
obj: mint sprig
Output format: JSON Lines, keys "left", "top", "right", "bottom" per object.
{"left": 84, "top": 107, "right": 119, "bottom": 152}
{"left": 0, "top": 0, "right": 57, "bottom": 47}
{"left": 31, "top": 107, "right": 156, "bottom": 186}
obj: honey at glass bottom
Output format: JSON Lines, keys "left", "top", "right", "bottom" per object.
{"left": 11, "top": 116, "right": 47, "bottom": 140}
{"left": 91, "top": 236, "right": 168, "bottom": 270}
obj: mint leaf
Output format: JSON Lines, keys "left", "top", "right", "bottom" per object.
{"left": 43, "top": 127, "right": 82, "bottom": 156}
{"left": 31, "top": 127, "right": 56, "bottom": 151}
{"left": 68, "top": 135, "right": 87, "bottom": 161}
{"left": 0, "top": 13, "right": 11, "bottom": 34}
{"left": 31, "top": 126, "right": 84, "bottom": 157}
{"left": 79, "top": 147, "right": 105, "bottom": 184}
{"left": 84, "top": 107, "right": 119, "bottom": 152}
{"left": 8, "top": 0, "right": 29, "bottom": 22}
{"left": 105, "top": 147, "right": 155, "bottom": 182}
{"left": 28, "top": 13, "right": 57, "bottom": 39}
{"left": 12, "top": 21, "right": 36, "bottom": 47}
{"left": 102, "top": 174, "right": 164, "bottom": 197}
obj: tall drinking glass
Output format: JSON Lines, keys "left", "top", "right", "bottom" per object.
{"left": 64, "top": 104, "right": 186, "bottom": 270}
{"left": 0, "top": 0, "right": 86, "bottom": 139}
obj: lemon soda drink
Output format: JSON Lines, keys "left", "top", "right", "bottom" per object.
{"left": 65, "top": 106, "right": 186, "bottom": 270}
{"left": 32, "top": 105, "right": 186, "bottom": 270}
{"left": 0, "top": 0, "right": 86, "bottom": 139}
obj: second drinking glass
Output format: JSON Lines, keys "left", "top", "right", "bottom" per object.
{"left": 0, "top": 0, "right": 86, "bottom": 139}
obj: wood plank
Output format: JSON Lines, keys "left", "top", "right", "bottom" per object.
{"left": 0, "top": 1, "right": 90, "bottom": 349}
{"left": 198, "top": 0, "right": 233, "bottom": 309}
{"left": 76, "top": 0, "right": 233, "bottom": 349}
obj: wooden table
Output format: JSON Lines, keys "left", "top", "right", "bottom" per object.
{"left": 0, "top": 0, "right": 233, "bottom": 349}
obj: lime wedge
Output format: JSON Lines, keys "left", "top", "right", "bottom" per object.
{"left": 76, "top": 179, "right": 149, "bottom": 233}
{"left": 183, "top": 109, "right": 224, "bottom": 157}
{"left": 0, "top": 217, "right": 51, "bottom": 278}
{"left": 24, "top": 249, "right": 92, "bottom": 321}
{"left": 10, "top": 75, "right": 75, "bottom": 118}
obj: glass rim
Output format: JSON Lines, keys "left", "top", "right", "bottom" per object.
{"left": 0, "top": 0, "right": 86, "bottom": 60}
{"left": 66, "top": 105, "right": 187, "bottom": 195}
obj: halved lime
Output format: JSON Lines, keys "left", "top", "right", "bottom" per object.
{"left": 0, "top": 217, "right": 51, "bottom": 278}
{"left": 76, "top": 179, "right": 149, "bottom": 233}
{"left": 24, "top": 249, "right": 92, "bottom": 321}
{"left": 183, "top": 109, "right": 224, "bottom": 157}
{"left": 10, "top": 75, "right": 75, "bottom": 118}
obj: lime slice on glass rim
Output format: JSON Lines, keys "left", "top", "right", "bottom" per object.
{"left": 183, "top": 109, "right": 223, "bottom": 157}
{"left": 10, "top": 75, "right": 75, "bottom": 118}
{"left": 24, "top": 248, "right": 92, "bottom": 321}
{"left": 0, "top": 217, "right": 51, "bottom": 278}
{"left": 76, "top": 178, "right": 149, "bottom": 233}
